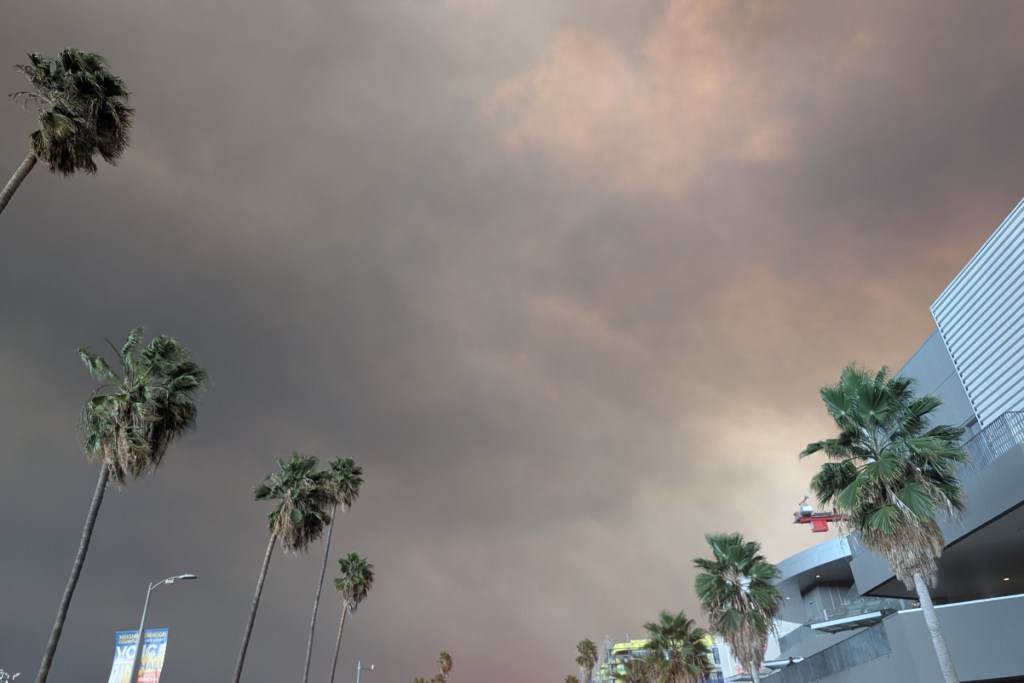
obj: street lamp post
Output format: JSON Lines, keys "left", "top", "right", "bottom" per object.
{"left": 127, "top": 573, "right": 196, "bottom": 683}
{"left": 356, "top": 660, "right": 375, "bottom": 683}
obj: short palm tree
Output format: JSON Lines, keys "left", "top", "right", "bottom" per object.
{"left": 576, "top": 639, "right": 599, "bottom": 683}
{"left": 643, "top": 610, "right": 713, "bottom": 683}
{"left": 301, "top": 458, "right": 364, "bottom": 683}
{"left": 233, "top": 454, "right": 334, "bottom": 683}
{"left": 329, "top": 553, "right": 375, "bottom": 683}
{"left": 802, "top": 364, "right": 968, "bottom": 683}
{"left": 2, "top": 48, "right": 133, "bottom": 216}
{"left": 612, "top": 658, "right": 656, "bottom": 683}
{"left": 436, "top": 652, "right": 453, "bottom": 683}
{"left": 36, "top": 328, "right": 206, "bottom": 683}
{"left": 694, "top": 533, "right": 781, "bottom": 683}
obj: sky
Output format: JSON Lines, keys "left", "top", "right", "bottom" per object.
{"left": 2, "top": 1, "right": 1024, "bottom": 682}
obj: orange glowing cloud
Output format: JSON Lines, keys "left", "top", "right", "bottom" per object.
{"left": 484, "top": 0, "right": 799, "bottom": 196}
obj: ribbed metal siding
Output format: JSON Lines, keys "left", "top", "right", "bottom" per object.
{"left": 931, "top": 198, "right": 1024, "bottom": 427}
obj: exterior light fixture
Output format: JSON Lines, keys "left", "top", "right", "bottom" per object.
{"left": 129, "top": 573, "right": 197, "bottom": 683}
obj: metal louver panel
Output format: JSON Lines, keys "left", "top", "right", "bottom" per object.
{"left": 931, "top": 197, "right": 1024, "bottom": 427}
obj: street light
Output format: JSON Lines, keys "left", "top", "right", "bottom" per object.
{"left": 356, "top": 660, "right": 375, "bottom": 683}
{"left": 128, "top": 574, "right": 196, "bottom": 683}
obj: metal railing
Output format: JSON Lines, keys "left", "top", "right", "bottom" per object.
{"left": 807, "top": 596, "right": 914, "bottom": 624}
{"left": 958, "top": 411, "right": 1024, "bottom": 479}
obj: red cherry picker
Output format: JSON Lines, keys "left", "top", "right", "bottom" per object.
{"left": 793, "top": 496, "right": 847, "bottom": 532}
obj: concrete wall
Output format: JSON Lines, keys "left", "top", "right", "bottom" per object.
{"left": 898, "top": 329, "right": 976, "bottom": 429}
{"left": 771, "top": 594, "right": 1024, "bottom": 683}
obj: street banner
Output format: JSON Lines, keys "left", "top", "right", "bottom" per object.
{"left": 107, "top": 629, "right": 169, "bottom": 683}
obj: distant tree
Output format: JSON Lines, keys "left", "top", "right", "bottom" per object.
{"left": 436, "top": 651, "right": 453, "bottom": 683}
{"left": 576, "top": 639, "right": 599, "bottom": 683}
{"left": 35, "top": 328, "right": 205, "bottom": 683}
{"left": 2, "top": 48, "right": 133, "bottom": 216}
{"left": 565, "top": 676, "right": 581, "bottom": 683}
{"left": 612, "top": 658, "right": 656, "bottom": 683}
{"left": 643, "top": 610, "right": 713, "bottom": 683}
{"left": 694, "top": 533, "right": 781, "bottom": 683}
{"left": 233, "top": 454, "right": 334, "bottom": 683}
{"left": 329, "top": 553, "right": 375, "bottom": 683}
{"left": 802, "top": 364, "right": 969, "bottom": 683}
{"left": 301, "top": 458, "right": 364, "bottom": 683}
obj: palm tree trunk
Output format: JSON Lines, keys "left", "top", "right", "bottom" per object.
{"left": 913, "top": 571, "right": 960, "bottom": 683}
{"left": 301, "top": 503, "right": 338, "bottom": 683}
{"left": 328, "top": 603, "right": 350, "bottom": 683}
{"left": 0, "top": 151, "right": 38, "bottom": 217}
{"left": 232, "top": 532, "right": 278, "bottom": 683}
{"left": 35, "top": 465, "right": 109, "bottom": 683}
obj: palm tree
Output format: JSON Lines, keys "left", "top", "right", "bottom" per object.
{"left": 233, "top": 454, "right": 334, "bottom": 683}
{"left": 301, "top": 458, "right": 364, "bottom": 683}
{"left": 612, "top": 658, "right": 655, "bottom": 683}
{"left": 566, "top": 676, "right": 581, "bottom": 683}
{"left": 36, "top": 328, "right": 206, "bottom": 683}
{"left": 576, "top": 639, "right": 599, "bottom": 683}
{"left": 694, "top": 533, "right": 781, "bottom": 683}
{"left": 2, "top": 48, "right": 133, "bottom": 216}
{"left": 328, "top": 553, "right": 375, "bottom": 683}
{"left": 643, "top": 610, "right": 713, "bottom": 683}
{"left": 436, "top": 652, "right": 453, "bottom": 683}
{"left": 801, "top": 364, "right": 968, "bottom": 683}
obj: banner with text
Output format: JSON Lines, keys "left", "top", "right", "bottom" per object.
{"left": 107, "top": 629, "right": 168, "bottom": 683}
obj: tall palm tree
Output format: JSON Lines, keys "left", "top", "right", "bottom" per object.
{"left": 642, "top": 610, "right": 713, "bottom": 683}
{"left": 233, "top": 454, "right": 334, "bottom": 683}
{"left": 2, "top": 48, "right": 133, "bottom": 216}
{"left": 36, "top": 328, "right": 206, "bottom": 683}
{"left": 802, "top": 364, "right": 968, "bottom": 683}
{"left": 576, "top": 639, "right": 599, "bottom": 683}
{"left": 436, "top": 651, "right": 453, "bottom": 683}
{"left": 329, "top": 553, "right": 375, "bottom": 683}
{"left": 301, "top": 458, "right": 364, "bottom": 683}
{"left": 693, "top": 533, "right": 781, "bottom": 683}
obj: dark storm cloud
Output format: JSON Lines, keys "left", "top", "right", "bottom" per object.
{"left": 3, "top": 2, "right": 1024, "bottom": 682}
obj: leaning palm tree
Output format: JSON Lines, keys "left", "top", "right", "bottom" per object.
{"left": 802, "top": 364, "right": 968, "bottom": 683}
{"left": 36, "top": 328, "right": 206, "bottom": 683}
{"left": 233, "top": 454, "right": 334, "bottom": 683}
{"left": 694, "top": 533, "right": 781, "bottom": 683}
{"left": 436, "top": 652, "right": 453, "bottom": 683}
{"left": 301, "top": 458, "right": 364, "bottom": 683}
{"left": 328, "top": 553, "right": 375, "bottom": 683}
{"left": 643, "top": 610, "right": 713, "bottom": 683}
{"left": 2, "top": 48, "right": 133, "bottom": 216}
{"left": 576, "top": 639, "right": 599, "bottom": 683}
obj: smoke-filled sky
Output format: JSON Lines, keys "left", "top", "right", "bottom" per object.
{"left": 2, "top": 1, "right": 1024, "bottom": 682}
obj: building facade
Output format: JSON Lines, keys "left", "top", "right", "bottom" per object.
{"left": 766, "top": 198, "right": 1024, "bottom": 683}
